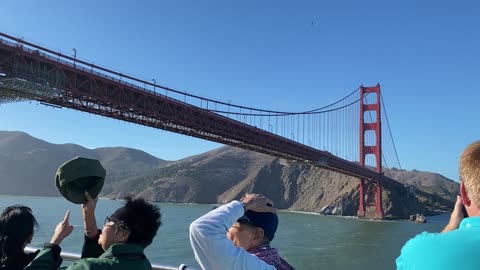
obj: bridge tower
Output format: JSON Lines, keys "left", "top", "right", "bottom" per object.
{"left": 357, "top": 84, "right": 384, "bottom": 219}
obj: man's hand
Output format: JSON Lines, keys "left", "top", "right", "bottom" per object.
{"left": 441, "top": 195, "right": 464, "bottom": 233}
{"left": 241, "top": 194, "right": 276, "bottom": 213}
{"left": 50, "top": 210, "right": 74, "bottom": 245}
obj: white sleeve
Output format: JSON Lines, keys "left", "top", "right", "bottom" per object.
{"left": 189, "top": 201, "right": 277, "bottom": 270}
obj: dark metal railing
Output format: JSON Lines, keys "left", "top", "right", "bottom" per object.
{"left": 25, "top": 246, "right": 199, "bottom": 270}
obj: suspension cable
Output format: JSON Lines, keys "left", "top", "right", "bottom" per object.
{"left": 381, "top": 93, "right": 406, "bottom": 183}
{"left": 205, "top": 95, "right": 362, "bottom": 117}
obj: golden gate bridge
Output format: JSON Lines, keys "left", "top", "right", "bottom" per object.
{"left": 0, "top": 31, "right": 409, "bottom": 219}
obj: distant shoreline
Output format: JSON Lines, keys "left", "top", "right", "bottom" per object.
{"left": 1, "top": 194, "right": 450, "bottom": 220}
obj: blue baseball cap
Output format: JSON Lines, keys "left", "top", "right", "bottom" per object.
{"left": 238, "top": 210, "right": 279, "bottom": 241}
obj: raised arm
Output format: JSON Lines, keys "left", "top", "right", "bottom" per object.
{"left": 82, "top": 191, "right": 99, "bottom": 238}
{"left": 25, "top": 210, "right": 73, "bottom": 270}
{"left": 189, "top": 196, "right": 276, "bottom": 270}
{"left": 80, "top": 191, "right": 104, "bottom": 258}
{"left": 441, "top": 195, "right": 464, "bottom": 233}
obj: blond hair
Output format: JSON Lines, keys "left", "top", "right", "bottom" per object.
{"left": 460, "top": 141, "right": 480, "bottom": 208}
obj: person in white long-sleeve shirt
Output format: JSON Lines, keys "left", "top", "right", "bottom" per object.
{"left": 189, "top": 194, "right": 295, "bottom": 270}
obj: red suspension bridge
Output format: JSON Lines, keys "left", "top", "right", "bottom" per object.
{"left": 0, "top": 32, "right": 406, "bottom": 219}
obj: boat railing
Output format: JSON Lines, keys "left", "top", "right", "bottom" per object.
{"left": 25, "top": 246, "right": 199, "bottom": 270}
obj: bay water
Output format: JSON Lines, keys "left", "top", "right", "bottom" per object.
{"left": 0, "top": 196, "right": 448, "bottom": 269}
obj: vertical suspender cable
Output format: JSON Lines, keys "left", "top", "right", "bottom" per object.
{"left": 297, "top": 114, "right": 300, "bottom": 143}
{"left": 303, "top": 114, "right": 305, "bottom": 144}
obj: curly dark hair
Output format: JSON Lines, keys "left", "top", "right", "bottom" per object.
{"left": 119, "top": 197, "right": 162, "bottom": 247}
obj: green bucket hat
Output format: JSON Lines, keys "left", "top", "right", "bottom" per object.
{"left": 55, "top": 156, "right": 106, "bottom": 204}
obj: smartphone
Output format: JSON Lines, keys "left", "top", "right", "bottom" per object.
{"left": 462, "top": 204, "right": 469, "bottom": 218}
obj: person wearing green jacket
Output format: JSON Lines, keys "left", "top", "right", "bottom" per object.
{"left": 25, "top": 192, "right": 162, "bottom": 270}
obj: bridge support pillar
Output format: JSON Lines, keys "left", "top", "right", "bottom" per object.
{"left": 375, "top": 178, "right": 384, "bottom": 219}
{"left": 358, "top": 178, "right": 365, "bottom": 217}
{"left": 358, "top": 84, "right": 384, "bottom": 219}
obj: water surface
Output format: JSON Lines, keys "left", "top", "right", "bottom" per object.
{"left": 0, "top": 196, "right": 448, "bottom": 269}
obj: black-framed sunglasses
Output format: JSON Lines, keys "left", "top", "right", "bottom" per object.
{"left": 104, "top": 216, "right": 128, "bottom": 230}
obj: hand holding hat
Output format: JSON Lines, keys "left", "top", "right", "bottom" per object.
{"left": 82, "top": 191, "right": 98, "bottom": 216}
{"left": 241, "top": 193, "right": 276, "bottom": 213}
{"left": 82, "top": 191, "right": 99, "bottom": 238}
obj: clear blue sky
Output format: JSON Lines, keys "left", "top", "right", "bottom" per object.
{"left": 1, "top": 0, "right": 478, "bottom": 181}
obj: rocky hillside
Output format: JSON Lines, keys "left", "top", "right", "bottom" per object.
{"left": 0, "top": 131, "right": 458, "bottom": 218}
{"left": 384, "top": 168, "right": 459, "bottom": 212}
{"left": 98, "top": 147, "right": 457, "bottom": 218}
{"left": 130, "top": 150, "right": 426, "bottom": 219}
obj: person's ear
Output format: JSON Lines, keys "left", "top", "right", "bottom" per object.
{"left": 461, "top": 181, "right": 471, "bottom": 206}
{"left": 115, "top": 228, "right": 130, "bottom": 242}
{"left": 253, "top": 227, "right": 265, "bottom": 242}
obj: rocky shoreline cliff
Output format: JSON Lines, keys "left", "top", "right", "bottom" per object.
{"left": 0, "top": 131, "right": 458, "bottom": 219}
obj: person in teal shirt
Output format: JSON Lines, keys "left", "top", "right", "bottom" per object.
{"left": 396, "top": 141, "right": 480, "bottom": 269}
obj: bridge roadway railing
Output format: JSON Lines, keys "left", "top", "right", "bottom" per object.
{"left": 0, "top": 35, "right": 177, "bottom": 102}
{"left": 24, "top": 246, "right": 199, "bottom": 270}
{"left": 0, "top": 32, "right": 382, "bottom": 181}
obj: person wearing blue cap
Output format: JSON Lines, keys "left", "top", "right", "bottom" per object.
{"left": 189, "top": 193, "right": 295, "bottom": 270}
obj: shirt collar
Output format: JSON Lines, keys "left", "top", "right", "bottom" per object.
{"left": 100, "top": 243, "right": 145, "bottom": 259}
{"left": 459, "top": 216, "right": 480, "bottom": 228}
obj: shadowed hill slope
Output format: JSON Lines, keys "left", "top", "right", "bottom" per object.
{"left": 0, "top": 131, "right": 166, "bottom": 196}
